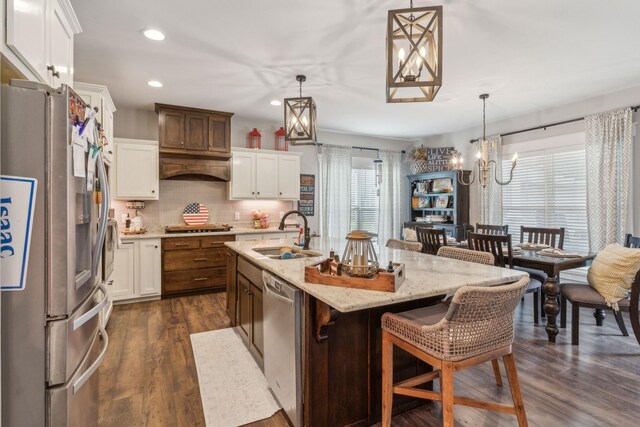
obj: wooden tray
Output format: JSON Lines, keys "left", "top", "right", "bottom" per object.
{"left": 122, "top": 228, "right": 147, "bottom": 235}
{"left": 304, "top": 259, "right": 405, "bottom": 293}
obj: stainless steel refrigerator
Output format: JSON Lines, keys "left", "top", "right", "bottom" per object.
{"left": 1, "top": 80, "right": 110, "bottom": 426}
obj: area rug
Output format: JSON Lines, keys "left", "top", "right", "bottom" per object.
{"left": 191, "top": 328, "right": 280, "bottom": 427}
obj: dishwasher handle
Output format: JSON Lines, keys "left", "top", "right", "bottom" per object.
{"left": 264, "top": 279, "right": 295, "bottom": 306}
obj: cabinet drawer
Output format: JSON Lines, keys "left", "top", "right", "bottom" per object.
{"left": 163, "top": 248, "right": 226, "bottom": 271}
{"left": 238, "top": 256, "right": 263, "bottom": 289}
{"left": 163, "top": 237, "right": 200, "bottom": 251}
{"left": 162, "top": 268, "right": 226, "bottom": 294}
{"left": 201, "top": 235, "right": 235, "bottom": 248}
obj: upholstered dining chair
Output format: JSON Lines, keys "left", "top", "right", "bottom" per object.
{"left": 468, "top": 232, "right": 543, "bottom": 324}
{"left": 560, "top": 234, "right": 640, "bottom": 345}
{"left": 416, "top": 227, "right": 447, "bottom": 255}
{"left": 475, "top": 223, "right": 509, "bottom": 235}
{"left": 386, "top": 238, "right": 422, "bottom": 252}
{"left": 381, "top": 277, "right": 530, "bottom": 427}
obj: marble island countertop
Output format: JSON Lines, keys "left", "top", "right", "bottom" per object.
{"left": 120, "top": 226, "right": 300, "bottom": 240}
{"left": 225, "top": 238, "right": 528, "bottom": 313}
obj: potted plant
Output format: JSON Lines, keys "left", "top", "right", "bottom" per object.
{"left": 405, "top": 144, "right": 429, "bottom": 174}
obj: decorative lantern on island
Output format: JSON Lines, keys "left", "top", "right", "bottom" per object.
{"left": 341, "top": 231, "right": 379, "bottom": 277}
{"left": 274, "top": 127, "right": 288, "bottom": 151}
{"left": 247, "top": 128, "right": 262, "bottom": 149}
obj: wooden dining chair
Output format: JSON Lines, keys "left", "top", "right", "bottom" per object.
{"left": 520, "top": 226, "right": 565, "bottom": 249}
{"left": 475, "top": 223, "right": 509, "bottom": 235}
{"left": 560, "top": 234, "right": 640, "bottom": 345}
{"left": 468, "top": 232, "right": 543, "bottom": 324}
{"left": 516, "top": 226, "right": 566, "bottom": 320}
{"left": 417, "top": 227, "right": 447, "bottom": 255}
{"left": 386, "top": 238, "right": 422, "bottom": 252}
{"left": 381, "top": 277, "right": 530, "bottom": 427}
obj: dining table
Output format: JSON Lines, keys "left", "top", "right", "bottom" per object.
{"left": 512, "top": 249, "right": 596, "bottom": 343}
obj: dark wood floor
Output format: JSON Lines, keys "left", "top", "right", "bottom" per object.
{"left": 98, "top": 293, "right": 640, "bottom": 427}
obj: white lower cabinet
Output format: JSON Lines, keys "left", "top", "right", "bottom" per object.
{"left": 111, "top": 239, "right": 161, "bottom": 302}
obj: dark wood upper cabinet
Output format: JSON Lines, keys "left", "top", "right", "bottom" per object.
{"left": 159, "top": 109, "right": 185, "bottom": 149}
{"left": 185, "top": 113, "right": 209, "bottom": 151}
{"left": 155, "top": 103, "right": 233, "bottom": 158}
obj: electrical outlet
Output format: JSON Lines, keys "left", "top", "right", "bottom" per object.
{"left": 279, "top": 211, "right": 284, "bottom": 219}
{"left": 234, "top": 212, "right": 240, "bottom": 221}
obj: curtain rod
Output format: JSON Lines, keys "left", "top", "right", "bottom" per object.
{"left": 314, "top": 142, "right": 406, "bottom": 154}
{"left": 469, "top": 104, "right": 640, "bottom": 143}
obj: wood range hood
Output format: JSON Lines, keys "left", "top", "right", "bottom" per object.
{"left": 155, "top": 103, "right": 233, "bottom": 182}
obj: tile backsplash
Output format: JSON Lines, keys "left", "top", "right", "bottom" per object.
{"left": 112, "top": 180, "right": 296, "bottom": 230}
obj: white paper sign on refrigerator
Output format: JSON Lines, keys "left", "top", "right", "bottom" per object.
{"left": 1, "top": 175, "right": 38, "bottom": 291}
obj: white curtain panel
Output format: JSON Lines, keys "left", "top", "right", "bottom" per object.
{"left": 585, "top": 108, "right": 633, "bottom": 251}
{"left": 378, "top": 150, "right": 403, "bottom": 244}
{"left": 478, "top": 135, "right": 503, "bottom": 226}
{"left": 319, "top": 144, "right": 352, "bottom": 239}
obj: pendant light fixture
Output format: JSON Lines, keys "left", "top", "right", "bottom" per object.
{"left": 284, "top": 75, "right": 317, "bottom": 145}
{"left": 451, "top": 94, "right": 518, "bottom": 188}
{"left": 386, "top": 1, "right": 442, "bottom": 103}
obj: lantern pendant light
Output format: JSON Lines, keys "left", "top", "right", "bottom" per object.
{"left": 386, "top": 1, "right": 443, "bottom": 103}
{"left": 284, "top": 75, "right": 317, "bottom": 145}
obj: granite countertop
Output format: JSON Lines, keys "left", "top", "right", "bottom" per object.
{"left": 120, "top": 226, "right": 300, "bottom": 240}
{"left": 225, "top": 238, "right": 528, "bottom": 313}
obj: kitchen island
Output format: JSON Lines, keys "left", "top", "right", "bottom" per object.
{"left": 225, "top": 238, "right": 527, "bottom": 426}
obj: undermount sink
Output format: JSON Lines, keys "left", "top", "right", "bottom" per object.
{"left": 252, "top": 246, "right": 323, "bottom": 259}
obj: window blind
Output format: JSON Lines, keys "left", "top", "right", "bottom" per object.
{"left": 502, "top": 142, "right": 588, "bottom": 252}
{"left": 350, "top": 168, "right": 379, "bottom": 235}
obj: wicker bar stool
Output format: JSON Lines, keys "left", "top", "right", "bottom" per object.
{"left": 381, "top": 277, "right": 530, "bottom": 427}
{"left": 437, "top": 246, "right": 495, "bottom": 266}
{"left": 386, "top": 238, "right": 423, "bottom": 252}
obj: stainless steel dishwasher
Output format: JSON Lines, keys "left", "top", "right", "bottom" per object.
{"left": 262, "top": 271, "right": 302, "bottom": 427}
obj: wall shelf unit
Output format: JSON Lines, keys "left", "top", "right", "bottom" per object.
{"left": 407, "top": 170, "right": 470, "bottom": 241}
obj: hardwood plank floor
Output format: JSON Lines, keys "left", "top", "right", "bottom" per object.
{"left": 98, "top": 292, "right": 640, "bottom": 427}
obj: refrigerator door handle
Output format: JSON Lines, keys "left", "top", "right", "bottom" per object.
{"left": 72, "top": 326, "right": 109, "bottom": 394}
{"left": 72, "top": 283, "right": 108, "bottom": 331}
{"left": 91, "top": 149, "right": 111, "bottom": 277}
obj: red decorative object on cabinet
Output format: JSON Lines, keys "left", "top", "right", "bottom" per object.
{"left": 248, "top": 128, "right": 262, "bottom": 149}
{"left": 275, "top": 127, "right": 288, "bottom": 151}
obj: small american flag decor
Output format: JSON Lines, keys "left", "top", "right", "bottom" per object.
{"left": 182, "top": 203, "right": 209, "bottom": 225}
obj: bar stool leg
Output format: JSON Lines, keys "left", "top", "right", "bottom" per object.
{"left": 382, "top": 331, "right": 393, "bottom": 427}
{"left": 491, "top": 359, "right": 503, "bottom": 386}
{"left": 503, "top": 353, "right": 528, "bottom": 427}
{"left": 441, "top": 361, "right": 455, "bottom": 427}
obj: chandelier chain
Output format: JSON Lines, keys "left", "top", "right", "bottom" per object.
{"left": 482, "top": 96, "right": 486, "bottom": 140}
{"left": 299, "top": 80, "right": 302, "bottom": 98}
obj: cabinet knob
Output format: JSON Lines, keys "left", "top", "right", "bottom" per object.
{"left": 252, "top": 192, "right": 255, "bottom": 195}
{"left": 155, "top": 245, "right": 158, "bottom": 248}
{"left": 279, "top": 192, "right": 282, "bottom": 195}
{"left": 180, "top": 141, "right": 184, "bottom": 145}
{"left": 152, "top": 190, "right": 156, "bottom": 193}
{"left": 257, "top": 192, "right": 260, "bottom": 195}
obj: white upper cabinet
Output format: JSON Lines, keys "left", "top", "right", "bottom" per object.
{"left": 75, "top": 83, "right": 117, "bottom": 164}
{"left": 277, "top": 155, "right": 301, "bottom": 200}
{"left": 114, "top": 139, "right": 159, "bottom": 200}
{"left": 255, "top": 153, "right": 278, "bottom": 199}
{"left": 230, "top": 151, "right": 256, "bottom": 198}
{"left": 6, "top": 0, "right": 81, "bottom": 87}
{"left": 229, "top": 148, "right": 302, "bottom": 200}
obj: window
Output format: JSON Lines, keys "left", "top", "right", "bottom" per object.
{"left": 350, "top": 168, "right": 379, "bottom": 235}
{"left": 501, "top": 132, "right": 588, "bottom": 252}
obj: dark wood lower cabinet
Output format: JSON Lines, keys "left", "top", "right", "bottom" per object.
{"left": 225, "top": 249, "right": 238, "bottom": 324}
{"left": 304, "top": 294, "right": 442, "bottom": 427}
{"left": 161, "top": 235, "right": 234, "bottom": 297}
{"left": 234, "top": 257, "right": 266, "bottom": 366}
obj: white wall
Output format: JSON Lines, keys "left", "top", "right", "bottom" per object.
{"left": 113, "top": 109, "right": 414, "bottom": 234}
{"left": 419, "top": 85, "right": 640, "bottom": 235}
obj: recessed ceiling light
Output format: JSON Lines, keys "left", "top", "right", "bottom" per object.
{"left": 270, "top": 100, "right": 282, "bottom": 106}
{"left": 147, "top": 80, "right": 163, "bottom": 88}
{"left": 143, "top": 29, "right": 165, "bottom": 41}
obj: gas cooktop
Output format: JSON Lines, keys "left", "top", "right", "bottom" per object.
{"left": 164, "top": 224, "right": 233, "bottom": 234}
